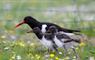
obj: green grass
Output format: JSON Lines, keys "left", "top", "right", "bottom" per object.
{"left": 0, "top": 0, "right": 95, "bottom": 36}
{"left": 0, "top": 38, "right": 95, "bottom": 60}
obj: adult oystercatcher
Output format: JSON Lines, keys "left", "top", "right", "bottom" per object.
{"left": 15, "top": 16, "right": 80, "bottom": 34}
{"left": 47, "top": 26, "right": 81, "bottom": 58}
{"left": 31, "top": 27, "right": 58, "bottom": 53}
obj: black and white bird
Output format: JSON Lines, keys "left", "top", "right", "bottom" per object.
{"left": 15, "top": 16, "right": 80, "bottom": 34}
{"left": 47, "top": 26, "right": 81, "bottom": 58}
{"left": 31, "top": 27, "right": 58, "bottom": 53}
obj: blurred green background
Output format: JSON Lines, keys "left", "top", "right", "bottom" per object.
{"left": 0, "top": 0, "right": 95, "bottom": 36}
{"left": 0, "top": 0, "right": 95, "bottom": 60}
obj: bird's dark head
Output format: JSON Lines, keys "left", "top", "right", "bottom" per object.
{"left": 15, "top": 16, "right": 39, "bottom": 28}
{"left": 24, "top": 16, "right": 36, "bottom": 23}
{"left": 33, "top": 27, "right": 42, "bottom": 33}
{"left": 47, "top": 26, "right": 58, "bottom": 33}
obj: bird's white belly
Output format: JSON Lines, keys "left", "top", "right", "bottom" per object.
{"left": 54, "top": 36, "right": 63, "bottom": 48}
{"left": 40, "top": 36, "right": 52, "bottom": 48}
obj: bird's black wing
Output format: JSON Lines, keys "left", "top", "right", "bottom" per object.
{"left": 56, "top": 33, "right": 81, "bottom": 43}
{"left": 56, "top": 33, "right": 71, "bottom": 40}
{"left": 41, "top": 22, "right": 80, "bottom": 33}
{"left": 59, "top": 28, "right": 80, "bottom": 33}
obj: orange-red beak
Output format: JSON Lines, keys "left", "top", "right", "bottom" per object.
{"left": 15, "top": 20, "right": 25, "bottom": 28}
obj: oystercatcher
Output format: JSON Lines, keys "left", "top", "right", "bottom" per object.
{"left": 31, "top": 27, "right": 58, "bottom": 53}
{"left": 15, "top": 16, "right": 80, "bottom": 34}
{"left": 47, "top": 26, "right": 81, "bottom": 58}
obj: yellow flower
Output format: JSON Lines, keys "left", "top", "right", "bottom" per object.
{"left": 37, "top": 56, "right": 40, "bottom": 59}
{"left": 11, "top": 54, "right": 16, "bottom": 59}
{"left": 79, "top": 42, "right": 86, "bottom": 47}
{"left": 55, "top": 57, "right": 59, "bottom": 60}
{"left": 9, "top": 59, "right": 12, "bottom": 60}
{"left": 35, "top": 54, "right": 38, "bottom": 57}
{"left": 76, "top": 47, "right": 79, "bottom": 50}
{"left": 30, "top": 43, "right": 34, "bottom": 46}
{"left": 50, "top": 54, "right": 55, "bottom": 58}
{"left": 1, "top": 35, "right": 6, "bottom": 39}
{"left": 73, "top": 56, "right": 76, "bottom": 59}
{"left": 31, "top": 56, "right": 34, "bottom": 59}
{"left": 64, "top": 56, "right": 70, "bottom": 60}
{"left": 35, "top": 54, "right": 40, "bottom": 59}
{"left": 18, "top": 42, "right": 25, "bottom": 47}
{"left": 11, "top": 56, "right": 15, "bottom": 59}
{"left": 2, "top": 41, "right": 7, "bottom": 43}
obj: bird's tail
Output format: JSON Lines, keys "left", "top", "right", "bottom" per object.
{"left": 61, "top": 28, "right": 80, "bottom": 33}
{"left": 64, "top": 39, "right": 81, "bottom": 43}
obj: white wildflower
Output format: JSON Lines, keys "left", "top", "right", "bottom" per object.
{"left": 16, "top": 55, "right": 22, "bottom": 60}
